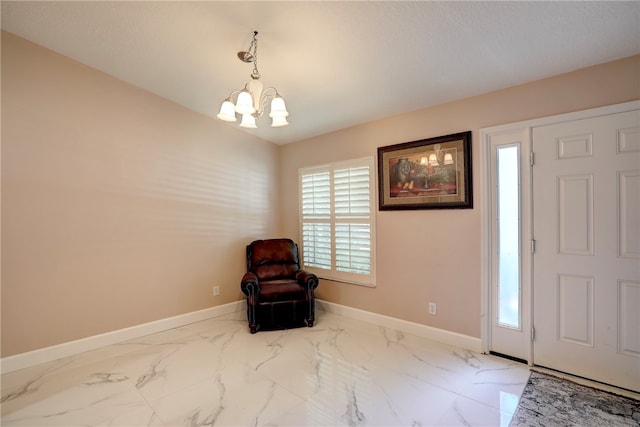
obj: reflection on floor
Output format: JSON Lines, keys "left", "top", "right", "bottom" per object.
{"left": 1, "top": 310, "right": 531, "bottom": 426}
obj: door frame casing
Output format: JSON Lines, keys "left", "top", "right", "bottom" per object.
{"left": 480, "top": 100, "right": 640, "bottom": 361}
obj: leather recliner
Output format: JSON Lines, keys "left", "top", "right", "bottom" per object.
{"left": 240, "top": 238, "right": 319, "bottom": 333}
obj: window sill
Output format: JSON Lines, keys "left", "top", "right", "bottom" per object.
{"left": 317, "top": 276, "right": 376, "bottom": 288}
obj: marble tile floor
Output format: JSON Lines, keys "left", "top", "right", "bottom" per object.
{"left": 1, "top": 310, "right": 532, "bottom": 426}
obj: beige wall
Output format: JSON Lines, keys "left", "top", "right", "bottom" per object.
{"left": 1, "top": 32, "right": 281, "bottom": 357}
{"left": 2, "top": 29, "right": 638, "bottom": 357}
{"left": 280, "top": 55, "right": 640, "bottom": 339}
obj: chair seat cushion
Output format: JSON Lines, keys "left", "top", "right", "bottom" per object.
{"left": 259, "top": 280, "right": 305, "bottom": 302}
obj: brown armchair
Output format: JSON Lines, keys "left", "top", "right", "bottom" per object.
{"left": 240, "top": 238, "right": 319, "bottom": 333}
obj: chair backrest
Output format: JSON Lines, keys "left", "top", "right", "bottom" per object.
{"left": 247, "top": 238, "right": 301, "bottom": 281}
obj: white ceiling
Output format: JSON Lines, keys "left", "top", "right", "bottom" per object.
{"left": 2, "top": 1, "right": 639, "bottom": 145}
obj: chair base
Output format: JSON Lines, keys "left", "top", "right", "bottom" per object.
{"left": 246, "top": 292, "right": 316, "bottom": 334}
{"left": 248, "top": 317, "right": 314, "bottom": 334}
{"left": 247, "top": 301, "right": 315, "bottom": 334}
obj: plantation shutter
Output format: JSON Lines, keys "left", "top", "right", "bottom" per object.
{"left": 334, "top": 165, "right": 371, "bottom": 275}
{"left": 301, "top": 168, "right": 332, "bottom": 270}
{"left": 299, "top": 157, "right": 376, "bottom": 286}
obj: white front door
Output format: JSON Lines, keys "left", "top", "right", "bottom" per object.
{"left": 532, "top": 110, "right": 640, "bottom": 392}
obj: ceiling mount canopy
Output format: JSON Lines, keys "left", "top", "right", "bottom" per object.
{"left": 217, "top": 31, "right": 289, "bottom": 129}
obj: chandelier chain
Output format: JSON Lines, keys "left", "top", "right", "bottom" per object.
{"left": 250, "top": 31, "right": 260, "bottom": 79}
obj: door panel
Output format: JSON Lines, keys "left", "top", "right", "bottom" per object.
{"left": 532, "top": 110, "right": 640, "bottom": 392}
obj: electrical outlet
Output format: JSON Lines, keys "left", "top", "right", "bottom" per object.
{"left": 213, "top": 286, "right": 220, "bottom": 296}
{"left": 428, "top": 302, "right": 437, "bottom": 315}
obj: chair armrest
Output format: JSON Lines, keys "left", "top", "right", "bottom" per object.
{"left": 296, "top": 270, "right": 319, "bottom": 291}
{"left": 241, "top": 272, "right": 260, "bottom": 296}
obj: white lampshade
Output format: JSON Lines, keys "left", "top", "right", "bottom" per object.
{"left": 269, "top": 96, "right": 289, "bottom": 118}
{"left": 271, "top": 115, "right": 289, "bottom": 127}
{"left": 235, "top": 90, "right": 255, "bottom": 115}
{"left": 444, "top": 153, "right": 454, "bottom": 165}
{"left": 216, "top": 100, "right": 237, "bottom": 122}
{"left": 239, "top": 114, "right": 257, "bottom": 128}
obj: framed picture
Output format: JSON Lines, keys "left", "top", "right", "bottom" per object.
{"left": 378, "top": 131, "right": 472, "bottom": 210}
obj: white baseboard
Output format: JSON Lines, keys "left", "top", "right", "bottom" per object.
{"left": 1, "top": 301, "right": 245, "bottom": 374}
{"left": 2, "top": 300, "right": 480, "bottom": 374}
{"left": 316, "top": 300, "right": 482, "bottom": 353}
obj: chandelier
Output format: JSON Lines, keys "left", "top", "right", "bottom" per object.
{"left": 216, "top": 31, "right": 289, "bottom": 128}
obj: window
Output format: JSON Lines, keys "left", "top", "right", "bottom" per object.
{"left": 299, "top": 157, "right": 376, "bottom": 286}
{"left": 496, "top": 145, "right": 521, "bottom": 328}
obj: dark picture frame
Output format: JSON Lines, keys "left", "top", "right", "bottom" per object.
{"left": 378, "top": 131, "right": 472, "bottom": 210}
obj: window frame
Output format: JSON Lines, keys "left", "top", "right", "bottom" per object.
{"left": 298, "top": 156, "right": 376, "bottom": 287}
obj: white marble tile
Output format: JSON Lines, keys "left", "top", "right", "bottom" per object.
{"left": 266, "top": 374, "right": 508, "bottom": 427}
{"left": 104, "top": 339, "right": 230, "bottom": 402}
{"left": 151, "top": 360, "right": 304, "bottom": 426}
{"left": 1, "top": 374, "right": 159, "bottom": 426}
{"left": 247, "top": 324, "right": 381, "bottom": 403}
{"left": 365, "top": 327, "right": 530, "bottom": 413}
{"left": 262, "top": 399, "right": 338, "bottom": 426}
{"left": 2, "top": 311, "right": 531, "bottom": 426}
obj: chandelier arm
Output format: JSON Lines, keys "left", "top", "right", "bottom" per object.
{"left": 255, "top": 87, "right": 279, "bottom": 116}
{"left": 226, "top": 89, "right": 243, "bottom": 102}
{"left": 261, "top": 87, "right": 278, "bottom": 99}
